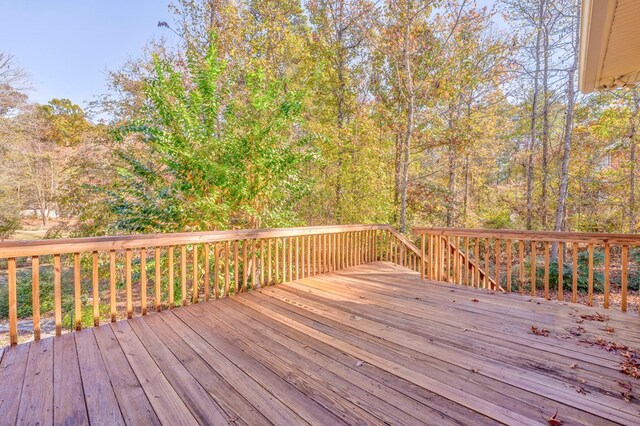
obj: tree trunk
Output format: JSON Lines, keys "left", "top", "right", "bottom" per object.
{"left": 526, "top": 0, "right": 544, "bottom": 230}
{"left": 399, "top": 2, "right": 414, "bottom": 234}
{"left": 629, "top": 90, "right": 639, "bottom": 232}
{"left": 541, "top": 1, "right": 550, "bottom": 228}
{"left": 553, "top": 0, "right": 580, "bottom": 258}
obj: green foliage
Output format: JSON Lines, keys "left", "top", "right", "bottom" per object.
{"left": 106, "top": 39, "right": 311, "bottom": 232}
{"left": 0, "top": 208, "right": 20, "bottom": 239}
{"left": 537, "top": 250, "right": 605, "bottom": 293}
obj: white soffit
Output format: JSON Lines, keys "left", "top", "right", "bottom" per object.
{"left": 579, "top": 0, "right": 640, "bottom": 93}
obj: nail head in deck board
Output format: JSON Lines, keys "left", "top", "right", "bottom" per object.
{"left": 74, "top": 329, "right": 124, "bottom": 425}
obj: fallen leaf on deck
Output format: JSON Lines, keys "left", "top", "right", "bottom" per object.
{"left": 603, "top": 325, "right": 615, "bottom": 334}
{"left": 531, "top": 326, "right": 550, "bottom": 337}
{"left": 471, "top": 298, "right": 479, "bottom": 303}
{"left": 577, "top": 377, "right": 586, "bottom": 384}
{"left": 575, "top": 386, "right": 587, "bottom": 395}
{"left": 575, "top": 319, "right": 584, "bottom": 324}
{"left": 570, "top": 363, "right": 578, "bottom": 369}
{"left": 355, "top": 360, "right": 364, "bottom": 367}
{"left": 580, "top": 312, "right": 609, "bottom": 322}
{"left": 547, "top": 411, "right": 562, "bottom": 426}
{"left": 462, "top": 328, "right": 468, "bottom": 332}
{"left": 470, "top": 368, "right": 479, "bottom": 373}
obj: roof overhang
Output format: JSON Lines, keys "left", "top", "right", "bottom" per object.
{"left": 579, "top": 0, "right": 640, "bottom": 93}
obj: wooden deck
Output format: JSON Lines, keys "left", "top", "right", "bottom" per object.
{"left": 1, "top": 262, "right": 639, "bottom": 425}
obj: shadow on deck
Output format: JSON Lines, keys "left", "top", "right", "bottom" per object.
{"left": 1, "top": 262, "right": 639, "bottom": 425}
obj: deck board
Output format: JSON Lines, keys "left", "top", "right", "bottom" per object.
{"left": 1, "top": 261, "right": 639, "bottom": 425}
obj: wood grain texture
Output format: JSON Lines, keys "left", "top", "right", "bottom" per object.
{"left": 3, "top": 262, "right": 637, "bottom": 425}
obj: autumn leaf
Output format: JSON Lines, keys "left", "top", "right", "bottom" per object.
{"left": 531, "top": 325, "right": 550, "bottom": 337}
{"left": 547, "top": 411, "right": 562, "bottom": 426}
{"left": 355, "top": 360, "right": 364, "bottom": 367}
{"left": 570, "top": 363, "right": 578, "bottom": 369}
{"left": 580, "top": 312, "right": 609, "bottom": 322}
{"left": 471, "top": 298, "right": 479, "bottom": 303}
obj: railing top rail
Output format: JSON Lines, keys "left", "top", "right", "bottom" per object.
{"left": 0, "top": 224, "right": 392, "bottom": 258}
{"left": 413, "top": 227, "right": 640, "bottom": 245}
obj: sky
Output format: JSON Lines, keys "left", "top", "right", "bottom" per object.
{"left": 1, "top": 0, "right": 500, "bottom": 110}
{"left": 0, "top": 0, "right": 176, "bottom": 108}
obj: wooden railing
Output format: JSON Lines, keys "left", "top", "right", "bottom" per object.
{"left": 414, "top": 227, "right": 640, "bottom": 314}
{"left": 0, "top": 224, "right": 420, "bottom": 346}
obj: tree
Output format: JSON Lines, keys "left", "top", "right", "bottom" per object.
{"left": 106, "top": 40, "right": 311, "bottom": 232}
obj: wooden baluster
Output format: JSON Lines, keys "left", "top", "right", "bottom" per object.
{"left": 324, "top": 234, "right": 328, "bottom": 272}
{"left": 543, "top": 241, "right": 550, "bottom": 300}
{"left": 572, "top": 242, "right": 578, "bottom": 303}
{"left": 243, "top": 240, "right": 249, "bottom": 290}
{"left": 333, "top": 233, "right": 338, "bottom": 271}
{"left": 484, "top": 238, "right": 489, "bottom": 289}
{"left": 234, "top": 240, "right": 239, "bottom": 292}
{"left": 181, "top": 245, "right": 187, "bottom": 305}
{"left": 140, "top": 248, "right": 147, "bottom": 315}
{"left": 474, "top": 238, "right": 480, "bottom": 287}
{"left": 603, "top": 243, "right": 610, "bottom": 308}
{"left": 495, "top": 239, "right": 500, "bottom": 288}
{"left": 125, "top": 249, "right": 133, "bottom": 319}
{"left": 295, "top": 237, "right": 300, "bottom": 280}
{"left": 530, "top": 241, "right": 536, "bottom": 297}
{"left": 260, "top": 239, "right": 265, "bottom": 287}
{"left": 287, "top": 237, "right": 292, "bottom": 281}
{"left": 587, "top": 243, "right": 594, "bottom": 306}
{"left": 307, "top": 235, "right": 312, "bottom": 275}
{"left": 464, "top": 237, "right": 470, "bottom": 286}
{"left": 7, "top": 257, "right": 17, "bottom": 345}
{"left": 109, "top": 251, "right": 116, "bottom": 321}
{"left": 518, "top": 241, "right": 524, "bottom": 294}
{"left": 312, "top": 234, "right": 316, "bottom": 274}
{"left": 318, "top": 234, "right": 322, "bottom": 272}
{"left": 251, "top": 239, "right": 257, "bottom": 289}
{"left": 213, "top": 242, "right": 220, "bottom": 298}
{"left": 168, "top": 246, "right": 175, "bottom": 308}
{"left": 154, "top": 247, "right": 161, "bottom": 311}
{"left": 74, "top": 253, "right": 82, "bottom": 329}
{"left": 430, "top": 235, "right": 435, "bottom": 279}
{"left": 224, "top": 241, "right": 230, "bottom": 295}
{"left": 192, "top": 244, "right": 199, "bottom": 303}
{"left": 621, "top": 245, "right": 628, "bottom": 312}
{"left": 421, "top": 235, "right": 426, "bottom": 279}
{"left": 455, "top": 236, "right": 461, "bottom": 284}
{"left": 33, "top": 255, "right": 41, "bottom": 338}
{"left": 268, "top": 239, "right": 273, "bottom": 284}
{"left": 558, "top": 243, "right": 564, "bottom": 301}
{"left": 446, "top": 236, "right": 452, "bottom": 282}
{"left": 506, "top": 240, "right": 511, "bottom": 293}
{"left": 282, "top": 237, "right": 287, "bottom": 281}
{"left": 277, "top": 238, "right": 282, "bottom": 281}
{"left": 204, "top": 243, "right": 210, "bottom": 301}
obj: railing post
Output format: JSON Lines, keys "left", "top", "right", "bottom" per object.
{"left": 421, "top": 234, "right": 425, "bottom": 279}
{"left": 8, "top": 257, "right": 17, "bottom": 346}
